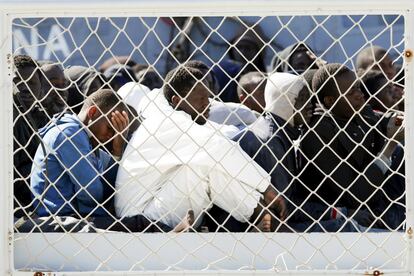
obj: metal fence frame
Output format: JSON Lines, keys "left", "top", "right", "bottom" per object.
{"left": 1, "top": 0, "right": 414, "bottom": 275}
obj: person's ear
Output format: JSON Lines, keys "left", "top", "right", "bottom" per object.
{"left": 171, "top": 95, "right": 180, "bottom": 108}
{"left": 323, "top": 96, "right": 335, "bottom": 108}
{"left": 239, "top": 93, "right": 246, "bottom": 103}
{"left": 87, "top": 106, "right": 98, "bottom": 120}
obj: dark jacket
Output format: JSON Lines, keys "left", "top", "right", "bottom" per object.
{"left": 13, "top": 94, "right": 48, "bottom": 215}
{"left": 234, "top": 113, "right": 300, "bottom": 199}
{"left": 301, "top": 112, "right": 385, "bottom": 209}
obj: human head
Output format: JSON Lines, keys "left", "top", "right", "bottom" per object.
{"left": 103, "top": 64, "right": 137, "bottom": 91}
{"left": 79, "top": 89, "right": 127, "bottom": 147}
{"left": 265, "top": 72, "right": 312, "bottom": 126}
{"left": 164, "top": 66, "right": 210, "bottom": 125}
{"left": 99, "top": 56, "right": 137, "bottom": 73}
{"left": 313, "top": 63, "right": 365, "bottom": 119}
{"left": 237, "top": 71, "right": 266, "bottom": 113}
{"left": 40, "top": 64, "right": 68, "bottom": 114}
{"left": 64, "top": 66, "right": 105, "bottom": 114}
{"left": 356, "top": 46, "right": 396, "bottom": 80}
{"left": 272, "top": 43, "right": 318, "bottom": 74}
{"left": 185, "top": 60, "right": 219, "bottom": 95}
{"left": 134, "top": 67, "right": 163, "bottom": 90}
{"left": 13, "top": 55, "right": 42, "bottom": 109}
{"left": 359, "top": 70, "right": 395, "bottom": 112}
{"left": 229, "top": 29, "right": 266, "bottom": 72}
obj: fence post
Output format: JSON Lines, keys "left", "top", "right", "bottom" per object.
{"left": 0, "top": 10, "right": 13, "bottom": 276}
{"left": 404, "top": 7, "right": 414, "bottom": 275}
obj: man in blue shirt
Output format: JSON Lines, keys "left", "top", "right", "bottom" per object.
{"left": 30, "top": 89, "right": 129, "bottom": 218}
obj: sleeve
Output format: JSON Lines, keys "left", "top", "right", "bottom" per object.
{"left": 55, "top": 128, "right": 104, "bottom": 209}
{"left": 235, "top": 130, "right": 290, "bottom": 194}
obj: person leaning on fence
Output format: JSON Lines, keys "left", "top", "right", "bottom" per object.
{"left": 27, "top": 89, "right": 183, "bottom": 233}
{"left": 115, "top": 65, "right": 287, "bottom": 232}
{"left": 13, "top": 55, "right": 49, "bottom": 217}
{"left": 300, "top": 63, "right": 404, "bottom": 229}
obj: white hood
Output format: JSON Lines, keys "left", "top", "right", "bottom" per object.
{"left": 264, "top": 72, "right": 305, "bottom": 126}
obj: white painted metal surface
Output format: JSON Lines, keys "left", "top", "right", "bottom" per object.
{"left": 1, "top": 1, "right": 414, "bottom": 275}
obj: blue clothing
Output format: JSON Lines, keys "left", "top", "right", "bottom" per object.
{"left": 212, "top": 59, "right": 243, "bottom": 103}
{"left": 31, "top": 113, "right": 112, "bottom": 217}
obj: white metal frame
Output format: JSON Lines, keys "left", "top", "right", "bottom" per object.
{"left": 1, "top": 0, "right": 414, "bottom": 275}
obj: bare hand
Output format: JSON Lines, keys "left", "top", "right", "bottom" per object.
{"left": 111, "top": 110, "right": 129, "bottom": 157}
{"left": 263, "top": 186, "right": 288, "bottom": 221}
{"left": 386, "top": 114, "right": 404, "bottom": 142}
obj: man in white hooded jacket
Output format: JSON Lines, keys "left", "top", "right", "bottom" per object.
{"left": 115, "top": 66, "right": 286, "bottom": 231}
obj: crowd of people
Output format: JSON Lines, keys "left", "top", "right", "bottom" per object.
{"left": 13, "top": 40, "right": 405, "bottom": 233}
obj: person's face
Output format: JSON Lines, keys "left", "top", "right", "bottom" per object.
{"left": 43, "top": 69, "right": 69, "bottom": 103}
{"left": 240, "top": 82, "right": 266, "bottom": 113}
{"left": 373, "top": 54, "right": 396, "bottom": 80}
{"left": 13, "top": 66, "right": 42, "bottom": 107}
{"left": 374, "top": 79, "right": 395, "bottom": 112}
{"left": 232, "top": 39, "right": 258, "bottom": 64}
{"left": 173, "top": 82, "right": 210, "bottom": 125}
{"left": 327, "top": 71, "right": 365, "bottom": 119}
{"left": 293, "top": 86, "right": 312, "bottom": 126}
{"left": 290, "top": 51, "right": 315, "bottom": 72}
{"left": 87, "top": 107, "right": 116, "bottom": 147}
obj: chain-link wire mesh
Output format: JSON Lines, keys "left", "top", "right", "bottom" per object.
{"left": 8, "top": 12, "right": 409, "bottom": 273}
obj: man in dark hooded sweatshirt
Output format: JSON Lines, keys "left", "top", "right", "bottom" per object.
{"left": 13, "top": 55, "right": 49, "bottom": 216}
{"left": 301, "top": 63, "right": 404, "bottom": 229}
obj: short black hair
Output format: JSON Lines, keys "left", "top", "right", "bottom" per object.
{"left": 164, "top": 66, "right": 205, "bottom": 104}
{"left": 359, "top": 70, "right": 388, "bottom": 99}
{"left": 237, "top": 71, "right": 266, "bottom": 96}
{"left": 14, "top": 55, "right": 38, "bottom": 71}
{"left": 81, "top": 88, "right": 126, "bottom": 114}
{"left": 185, "top": 60, "right": 210, "bottom": 72}
{"left": 312, "top": 63, "right": 351, "bottom": 104}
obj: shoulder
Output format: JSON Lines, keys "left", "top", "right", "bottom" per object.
{"left": 48, "top": 122, "right": 89, "bottom": 149}
{"left": 309, "top": 115, "right": 337, "bottom": 135}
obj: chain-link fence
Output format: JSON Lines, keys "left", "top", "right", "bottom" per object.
{"left": 1, "top": 0, "right": 414, "bottom": 274}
